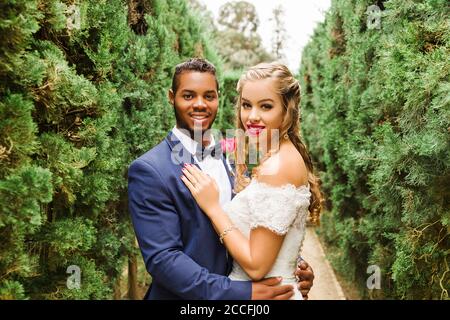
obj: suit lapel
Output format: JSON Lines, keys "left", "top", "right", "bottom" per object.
{"left": 222, "top": 154, "right": 236, "bottom": 199}
{"left": 165, "top": 131, "right": 196, "bottom": 166}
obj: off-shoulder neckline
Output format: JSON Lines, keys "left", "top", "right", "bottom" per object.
{"left": 250, "top": 179, "right": 310, "bottom": 192}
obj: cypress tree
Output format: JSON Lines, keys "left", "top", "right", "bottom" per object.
{"left": 0, "top": 0, "right": 220, "bottom": 299}
{"left": 300, "top": 0, "right": 449, "bottom": 299}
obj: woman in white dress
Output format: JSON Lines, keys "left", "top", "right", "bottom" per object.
{"left": 181, "top": 62, "right": 323, "bottom": 300}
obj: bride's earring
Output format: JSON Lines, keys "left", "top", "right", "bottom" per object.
{"left": 284, "top": 133, "right": 289, "bottom": 140}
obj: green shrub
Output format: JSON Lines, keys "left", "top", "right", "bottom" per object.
{"left": 300, "top": 0, "right": 449, "bottom": 299}
{"left": 0, "top": 0, "right": 220, "bottom": 299}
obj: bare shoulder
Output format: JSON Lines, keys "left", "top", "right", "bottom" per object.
{"left": 257, "top": 142, "right": 308, "bottom": 187}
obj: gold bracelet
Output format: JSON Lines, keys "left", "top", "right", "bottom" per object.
{"left": 219, "top": 225, "right": 236, "bottom": 244}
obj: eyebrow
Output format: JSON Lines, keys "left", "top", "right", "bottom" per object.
{"left": 242, "top": 97, "right": 274, "bottom": 103}
{"left": 181, "top": 89, "right": 217, "bottom": 94}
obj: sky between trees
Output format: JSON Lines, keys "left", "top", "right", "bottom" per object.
{"left": 200, "top": 0, "right": 331, "bottom": 73}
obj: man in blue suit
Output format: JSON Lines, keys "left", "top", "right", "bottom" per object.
{"left": 128, "top": 58, "right": 314, "bottom": 299}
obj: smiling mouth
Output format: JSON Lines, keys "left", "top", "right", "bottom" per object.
{"left": 190, "top": 114, "right": 210, "bottom": 121}
{"left": 247, "top": 124, "right": 266, "bottom": 136}
{"left": 190, "top": 114, "right": 211, "bottom": 129}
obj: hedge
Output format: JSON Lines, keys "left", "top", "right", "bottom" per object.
{"left": 299, "top": 0, "right": 449, "bottom": 299}
{"left": 0, "top": 0, "right": 221, "bottom": 299}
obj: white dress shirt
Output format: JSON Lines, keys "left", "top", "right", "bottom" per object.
{"left": 172, "top": 126, "right": 232, "bottom": 206}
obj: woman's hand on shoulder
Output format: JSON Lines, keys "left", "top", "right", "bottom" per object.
{"left": 180, "top": 163, "right": 220, "bottom": 215}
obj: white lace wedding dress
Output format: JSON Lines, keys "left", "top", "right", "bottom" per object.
{"left": 223, "top": 179, "right": 311, "bottom": 300}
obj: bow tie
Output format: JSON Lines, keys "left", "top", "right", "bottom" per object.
{"left": 195, "top": 142, "right": 222, "bottom": 160}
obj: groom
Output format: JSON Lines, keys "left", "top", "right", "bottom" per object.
{"left": 128, "top": 58, "right": 314, "bottom": 300}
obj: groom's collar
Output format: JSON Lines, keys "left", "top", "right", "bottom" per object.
{"left": 165, "top": 130, "right": 182, "bottom": 152}
{"left": 170, "top": 126, "right": 216, "bottom": 156}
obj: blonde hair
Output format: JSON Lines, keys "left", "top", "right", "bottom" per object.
{"left": 233, "top": 62, "right": 323, "bottom": 224}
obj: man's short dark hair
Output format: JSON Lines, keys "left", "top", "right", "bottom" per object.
{"left": 171, "top": 58, "right": 219, "bottom": 94}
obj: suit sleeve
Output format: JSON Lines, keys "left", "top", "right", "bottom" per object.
{"left": 128, "top": 159, "right": 251, "bottom": 300}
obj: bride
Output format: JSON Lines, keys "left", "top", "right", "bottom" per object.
{"left": 181, "top": 62, "right": 323, "bottom": 300}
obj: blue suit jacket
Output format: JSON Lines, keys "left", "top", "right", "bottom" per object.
{"left": 128, "top": 132, "right": 252, "bottom": 300}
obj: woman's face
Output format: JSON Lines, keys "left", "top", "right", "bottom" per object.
{"left": 240, "top": 78, "right": 285, "bottom": 150}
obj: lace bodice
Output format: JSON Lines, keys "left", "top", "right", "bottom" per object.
{"left": 224, "top": 179, "right": 311, "bottom": 282}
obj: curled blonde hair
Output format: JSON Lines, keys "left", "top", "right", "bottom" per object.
{"left": 233, "top": 62, "right": 323, "bottom": 224}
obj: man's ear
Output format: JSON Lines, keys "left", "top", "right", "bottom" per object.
{"left": 168, "top": 89, "right": 174, "bottom": 105}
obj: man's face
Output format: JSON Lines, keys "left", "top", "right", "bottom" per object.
{"left": 169, "top": 71, "right": 219, "bottom": 136}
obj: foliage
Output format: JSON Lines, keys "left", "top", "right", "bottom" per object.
{"left": 270, "top": 4, "right": 287, "bottom": 60}
{"left": 0, "top": 0, "right": 220, "bottom": 299}
{"left": 214, "top": 1, "right": 274, "bottom": 71}
{"left": 300, "top": 0, "right": 449, "bottom": 299}
{"left": 214, "top": 70, "right": 241, "bottom": 135}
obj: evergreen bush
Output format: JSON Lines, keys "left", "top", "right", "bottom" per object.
{"left": 0, "top": 0, "right": 219, "bottom": 299}
{"left": 299, "top": 0, "right": 449, "bottom": 299}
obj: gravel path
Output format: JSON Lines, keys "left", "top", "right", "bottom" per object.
{"left": 301, "top": 226, "right": 346, "bottom": 300}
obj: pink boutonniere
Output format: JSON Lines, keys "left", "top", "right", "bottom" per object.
{"left": 220, "top": 137, "right": 236, "bottom": 154}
